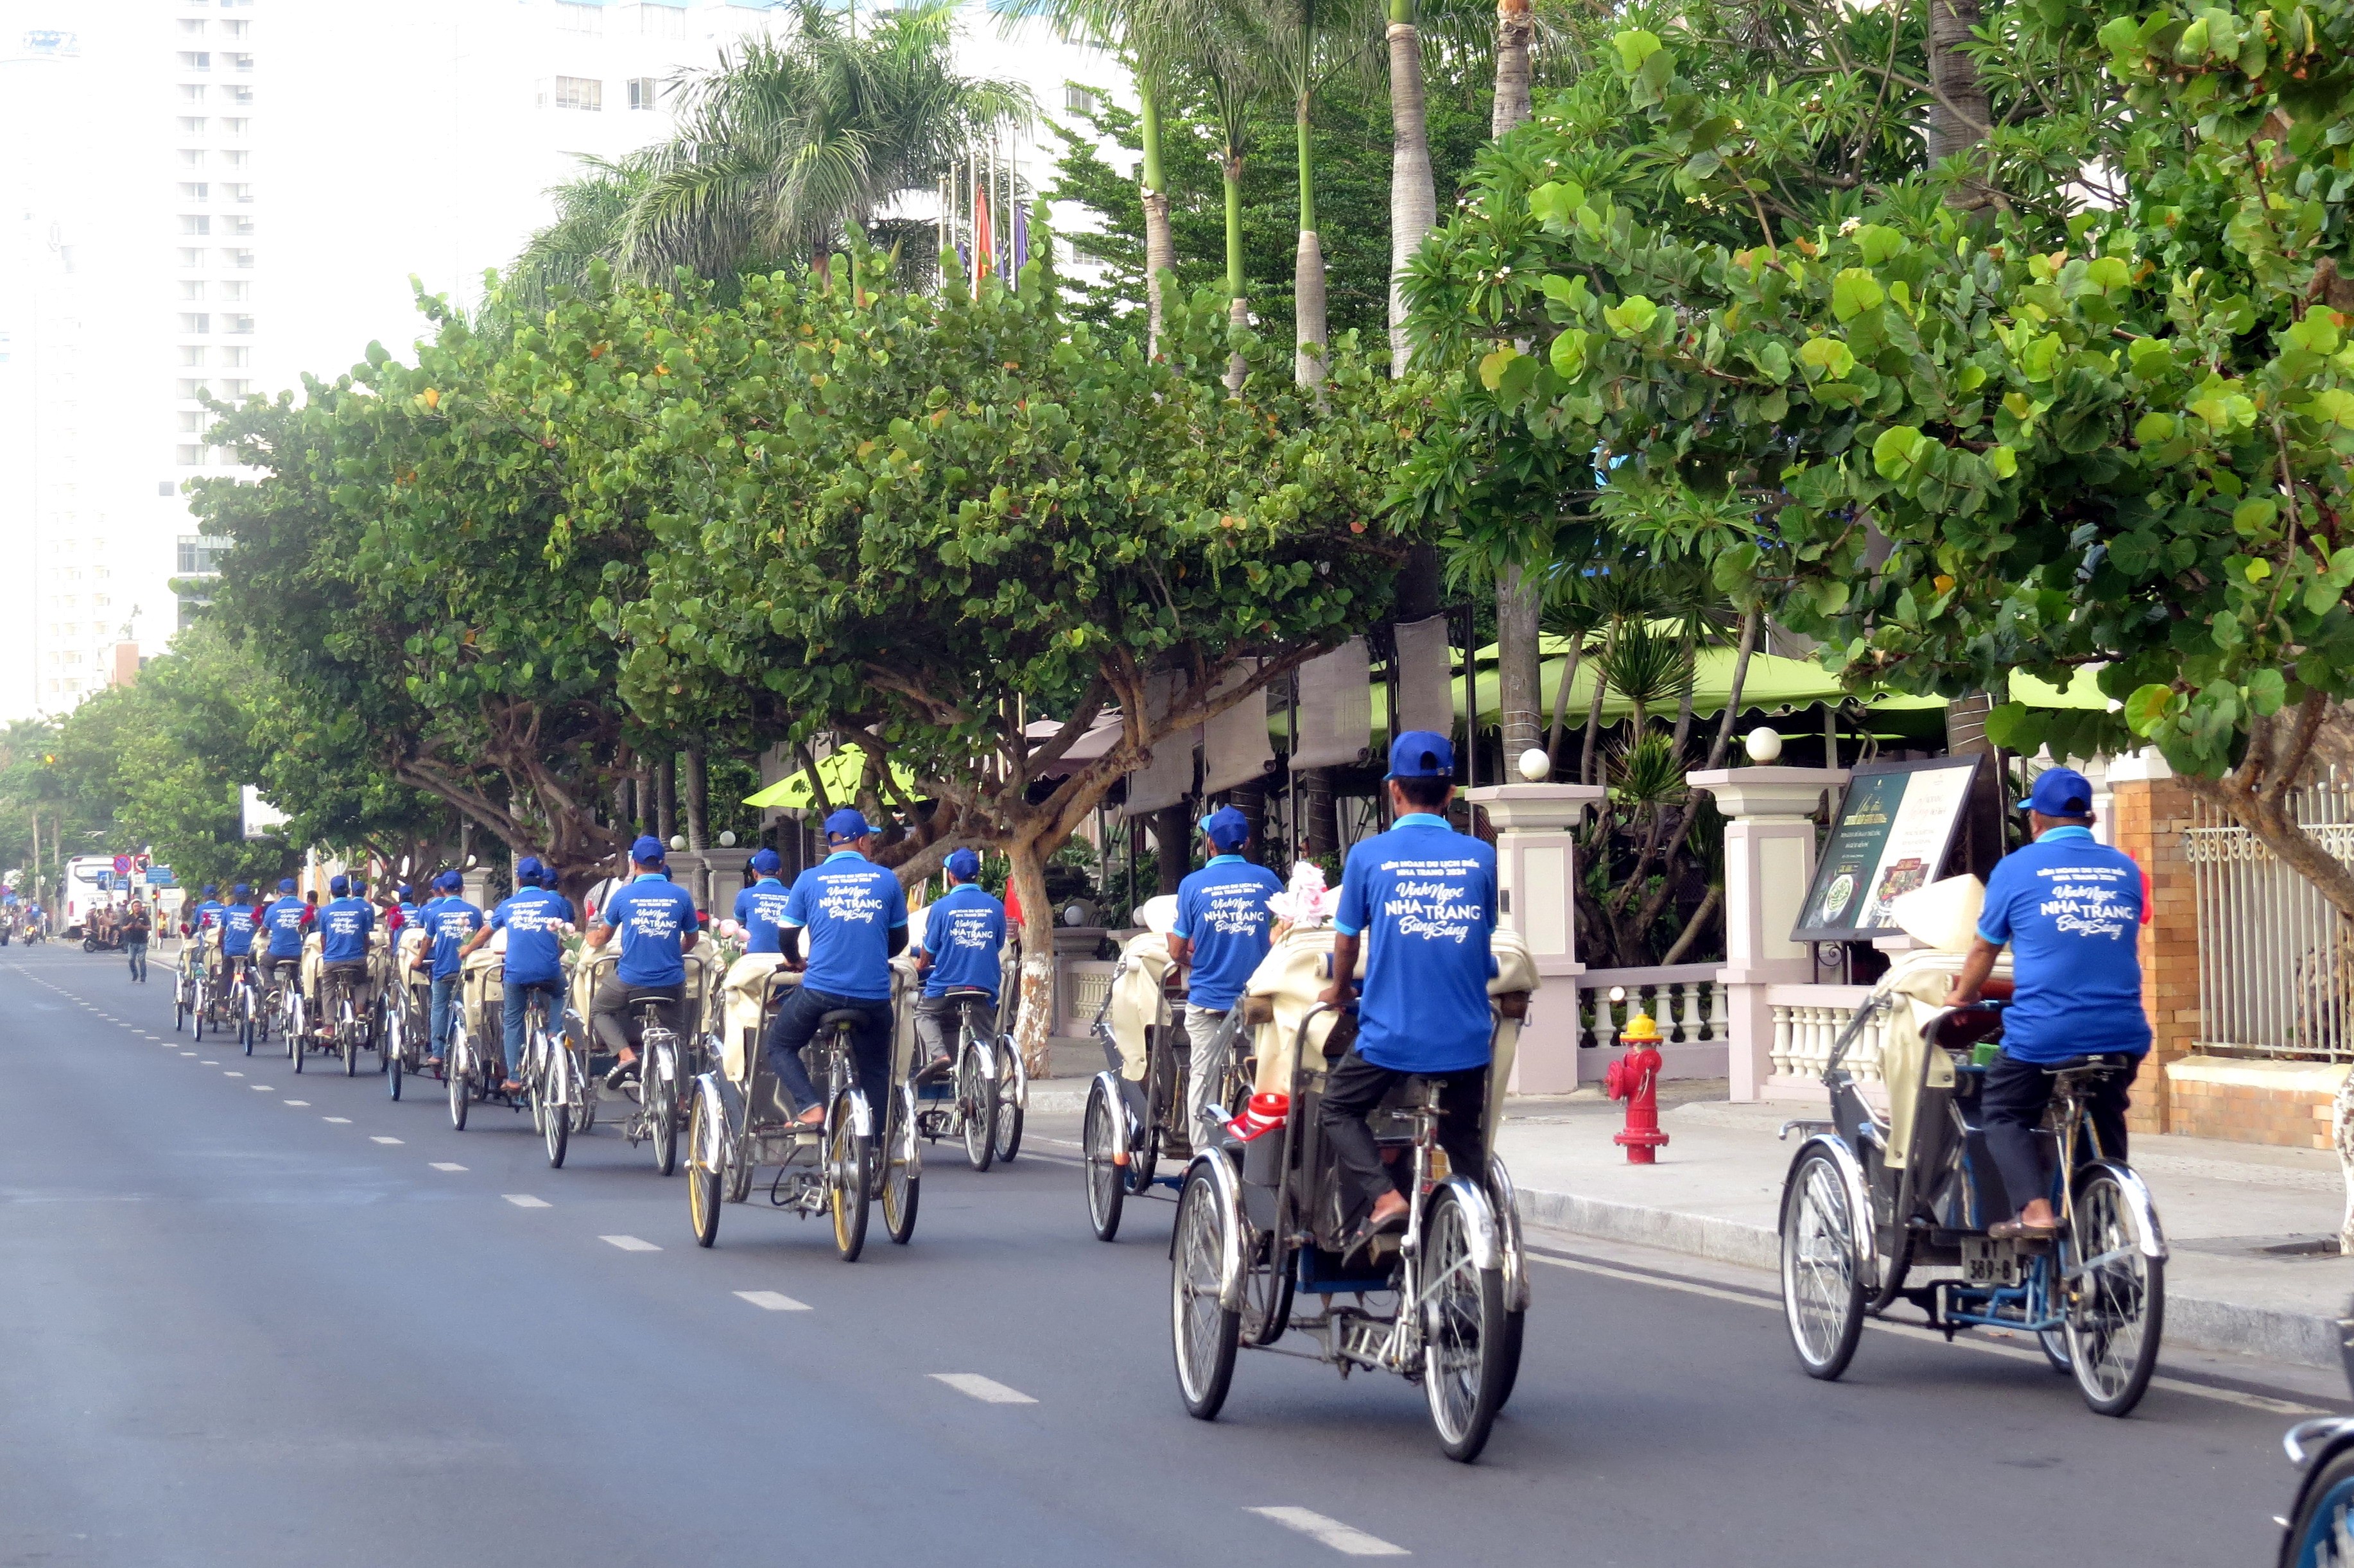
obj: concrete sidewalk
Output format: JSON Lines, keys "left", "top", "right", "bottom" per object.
{"left": 1495, "top": 1087, "right": 2354, "bottom": 1371}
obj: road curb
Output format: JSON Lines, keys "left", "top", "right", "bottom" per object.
{"left": 1514, "top": 1184, "right": 2353, "bottom": 1371}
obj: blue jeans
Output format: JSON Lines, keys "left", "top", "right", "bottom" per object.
{"left": 126, "top": 938, "right": 147, "bottom": 981}
{"left": 765, "top": 985, "right": 893, "bottom": 1115}
{"left": 502, "top": 979, "right": 564, "bottom": 1075}
{"left": 430, "top": 974, "right": 460, "bottom": 1056}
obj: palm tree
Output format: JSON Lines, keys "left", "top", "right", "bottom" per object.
{"left": 1386, "top": 0, "right": 1437, "bottom": 375}
{"left": 508, "top": 155, "right": 653, "bottom": 313}
{"left": 1184, "top": 7, "right": 1267, "bottom": 386}
{"left": 624, "top": 0, "right": 1031, "bottom": 282}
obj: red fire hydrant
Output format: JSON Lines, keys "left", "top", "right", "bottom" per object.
{"left": 1606, "top": 1010, "right": 1670, "bottom": 1164}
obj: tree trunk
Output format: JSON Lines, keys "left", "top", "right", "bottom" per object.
{"left": 1387, "top": 11, "right": 1437, "bottom": 376}
{"left": 1668, "top": 666, "right": 1698, "bottom": 758}
{"left": 1294, "top": 230, "right": 1328, "bottom": 388}
{"left": 1304, "top": 768, "right": 1340, "bottom": 859}
{"left": 1545, "top": 641, "right": 1580, "bottom": 774}
{"left": 1006, "top": 835, "right": 1059, "bottom": 1076}
{"left": 654, "top": 753, "right": 677, "bottom": 847}
{"left": 1659, "top": 884, "right": 1722, "bottom": 966}
{"left": 1153, "top": 804, "right": 1191, "bottom": 895}
{"left": 1491, "top": 0, "right": 1534, "bottom": 137}
{"left": 1496, "top": 564, "right": 1544, "bottom": 767}
{"left": 1703, "top": 607, "right": 1763, "bottom": 772}
{"left": 1140, "top": 78, "right": 1172, "bottom": 358}
{"left": 1579, "top": 673, "right": 1606, "bottom": 784}
{"left": 1926, "top": 0, "right": 1991, "bottom": 197}
{"left": 682, "top": 745, "right": 709, "bottom": 850}
{"left": 1224, "top": 147, "right": 1250, "bottom": 392}
{"left": 1225, "top": 294, "right": 1250, "bottom": 393}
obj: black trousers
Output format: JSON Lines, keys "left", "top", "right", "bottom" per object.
{"left": 1982, "top": 1050, "right": 2134, "bottom": 1219}
{"left": 1316, "top": 1049, "right": 1489, "bottom": 1225}
{"left": 765, "top": 985, "right": 894, "bottom": 1116}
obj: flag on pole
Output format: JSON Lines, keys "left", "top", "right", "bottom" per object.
{"left": 973, "top": 182, "right": 994, "bottom": 288}
{"left": 1010, "top": 199, "right": 1028, "bottom": 280}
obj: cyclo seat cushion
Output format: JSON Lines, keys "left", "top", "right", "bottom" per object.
{"left": 625, "top": 988, "right": 680, "bottom": 1008}
{"left": 817, "top": 1008, "right": 869, "bottom": 1031}
{"left": 2042, "top": 1053, "right": 2136, "bottom": 1076}
{"left": 941, "top": 985, "right": 992, "bottom": 1001}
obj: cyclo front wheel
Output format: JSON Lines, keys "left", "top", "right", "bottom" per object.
{"left": 687, "top": 1090, "right": 722, "bottom": 1247}
{"left": 1780, "top": 1145, "right": 1867, "bottom": 1381}
{"left": 1421, "top": 1184, "right": 1509, "bottom": 1463}
{"left": 2064, "top": 1165, "right": 2164, "bottom": 1417}
{"left": 958, "top": 1040, "right": 994, "bottom": 1172}
{"left": 647, "top": 1038, "right": 680, "bottom": 1176}
{"left": 2280, "top": 1443, "right": 2354, "bottom": 1568}
{"left": 1171, "top": 1164, "right": 1239, "bottom": 1420}
{"left": 827, "top": 1094, "right": 871, "bottom": 1262}
{"left": 1082, "top": 1077, "right": 1126, "bottom": 1243}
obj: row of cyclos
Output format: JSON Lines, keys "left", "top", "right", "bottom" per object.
{"left": 164, "top": 905, "right": 1030, "bottom": 1253}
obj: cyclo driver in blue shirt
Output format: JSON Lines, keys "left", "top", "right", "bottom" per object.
{"left": 462, "top": 856, "right": 573, "bottom": 1096}
{"left": 1170, "top": 805, "right": 1281, "bottom": 1137}
{"left": 766, "top": 808, "right": 908, "bottom": 1128}
{"left": 1317, "top": 732, "right": 1500, "bottom": 1250}
{"left": 731, "top": 847, "right": 792, "bottom": 952}
{"left": 584, "top": 836, "right": 702, "bottom": 1087}
{"left": 317, "top": 875, "right": 376, "bottom": 1037}
{"left": 259, "top": 879, "right": 306, "bottom": 997}
{"left": 415, "top": 870, "right": 485, "bottom": 1073}
{"left": 912, "top": 847, "right": 1005, "bottom": 1076}
{"left": 220, "top": 883, "right": 261, "bottom": 990}
{"left": 1944, "top": 765, "right": 2151, "bottom": 1239}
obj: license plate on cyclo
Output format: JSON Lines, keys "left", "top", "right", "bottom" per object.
{"left": 1959, "top": 1238, "right": 2020, "bottom": 1287}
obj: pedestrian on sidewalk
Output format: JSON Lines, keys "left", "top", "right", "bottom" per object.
{"left": 1943, "top": 765, "right": 2151, "bottom": 1239}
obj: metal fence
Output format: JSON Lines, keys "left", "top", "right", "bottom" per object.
{"left": 2185, "top": 781, "right": 2354, "bottom": 1061}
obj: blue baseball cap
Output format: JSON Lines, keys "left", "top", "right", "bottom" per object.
{"left": 630, "top": 834, "right": 666, "bottom": 865}
{"left": 1387, "top": 730, "right": 1455, "bottom": 779}
{"left": 1199, "top": 806, "right": 1251, "bottom": 852}
{"left": 2021, "top": 766, "right": 2094, "bottom": 818}
{"left": 202, "top": 883, "right": 218, "bottom": 897}
{"left": 515, "top": 856, "right": 544, "bottom": 883}
{"left": 329, "top": 874, "right": 350, "bottom": 897}
{"left": 278, "top": 878, "right": 296, "bottom": 893}
{"left": 824, "top": 807, "right": 873, "bottom": 843}
{"left": 946, "top": 847, "right": 981, "bottom": 879}
{"left": 750, "top": 847, "right": 782, "bottom": 875}
{"left": 397, "top": 883, "right": 414, "bottom": 900}
{"left": 232, "top": 883, "right": 250, "bottom": 898}
{"left": 435, "top": 870, "right": 463, "bottom": 892}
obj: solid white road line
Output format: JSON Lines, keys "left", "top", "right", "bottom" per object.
{"left": 431, "top": 1162, "right": 467, "bottom": 1172}
{"left": 1245, "top": 1508, "right": 1410, "bottom": 1556}
{"left": 600, "top": 1235, "right": 661, "bottom": 1252}
{"left": 734, "top": 1290, "right": 811, "bottom": 1312}
{"left": 929, "top": 1373, "right": 1036, "bottom": 1405}
{"left": 504, "top": 1194, "right": 551, "bottom": 1209}
{"left": 371, "top": 1136, "right": 403, "bottom": 1145}
{"left": 1528, "top": 1252, "right": 2324, "bottom": 1417}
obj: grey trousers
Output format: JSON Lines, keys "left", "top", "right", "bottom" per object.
{"left": 1184, "top": 1005, "right": 1236, "bottom": 1135}
{"left": 915, "top": 992, "right": 997, "bottom": 1061}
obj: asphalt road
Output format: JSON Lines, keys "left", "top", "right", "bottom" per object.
{"left": 0, "top": 941, "right": 2324, "bottom": 1567}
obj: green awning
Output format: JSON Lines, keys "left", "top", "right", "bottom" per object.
{"left": 743, "top": 745, "right": 922, "bottom": 811}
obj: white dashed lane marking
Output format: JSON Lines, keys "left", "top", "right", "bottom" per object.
{"left": 324, "top": 1117, "right": 352, "bottom": 1124}
{"left": 371, "top": 1137, "right": 403, "bottom": 1145}
{"left": 600, "top": 1235, "right": 659, "bottom": 1252}
{"left": 929, "top": 1374, "right": 1035, "bottom": 1405}
{"left": 503, "top": 1194, "right": 550, "bottom": 1209}
{"left": 734, "top": 1291, "right": 810, "bottom": 1312}
{"left": 1245, "top": 1508, "right": 1410, "bottom": 1557}
{"left": 431, "top": 1163, "right": 467, "bottom": 1172}
{"left": 284, "top": 1100, "right": 308, "bottom": 1107}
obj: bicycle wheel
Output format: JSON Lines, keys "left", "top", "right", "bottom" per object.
{"left": 2063, "top": 1166, "right": 2164, "bottom": 1417}
{"left": 173, "top": 988, "right": 186, "bottom": 1033}
{"left": 387, "top": 1015, "right": 404, "bottom": 1101}
{"left": 1171, "top": 1164, "right": 1240, "bottom": 1420}
{"left": 341, "top": 1000, "right": 358, "bottom": 1076}
{"left": 992, "top": 1047, "right": 1024, "bottom": 1164}
{"left": 958, "top": 1043, "right": 993, "bottom": 1172}
{"left": 241, "top": 990, "right": 254, "bottom": 1056}
{"left": 1780, "top": 1146, "right": 1867, "bottom": 1381}
{"left": 648, "top": 1041, "right": 679, "bottom": 1176}
{"left": 2280, "top": 1443, "right": 2354, "bottom": 1568}
{"left": 2038, "top": 1327, "right": 2073, "bottom": 1374}
{"left": 286, "top": 995, "right": 300, "bottom": 1060}
{"left": 448, "top": 1032, "right": 471, "bottom": 1131}
{"left": 1422, "top": 1185, "right": 1509, "bottom": 1463}
{"left": 688, "top": 1091, "right": 722, "bottom": 1247}
{"left": 882, "top": 1089, "right": 919, "bottom": 1245}
{"left": 1240, "top": 1225, "right": 1294, "bottom": 1348}
{"left": 1083, "top": 1077, "right": 1126, "bottom": 1242}
{"left": 827, "top": 1098, "right": 870, "bottom": 1262}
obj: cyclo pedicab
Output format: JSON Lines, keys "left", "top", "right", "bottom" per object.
{"left": 174, "top": 918, "right": 220, "bottom": 1039}
{"left": 1082, "top": 895, "right": 1233, "bottom": 1239}
{"left": 383, "top": 920, "right": 433, "bottom": 1098}
{"left": 291, "top": 924, "right": 381, "bottom": 1076}
{"left": 1776, "top": 875, "right": 2167, "bottom": 1417}
{"left": 901, "top": 901, "right": 1026, "bottom": 1171}
{"left": 684, "top": 942, "right": 922, "bottom": 1261}
{"left": 1168, "top": 897, "right": 1539, "bottom": 1463}
{"left": 560, "top": 938, "right": 727, "bottom": 1170}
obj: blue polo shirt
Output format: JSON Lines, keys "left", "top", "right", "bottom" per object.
{"left": 733, "top": 878, "right": 793, "bottom": 954}
{"left": 1173, "top": 854, "right": 1283, "bottom": 1012}
{"left": 1333, "top": 814, "right": 1500, "bottom": 1074}
{"left": 318, "top": 896, "right": 374, "bottom": 963}
{"left": 422, "top": 898, "right": 485, "bottom": 980}
{"left": 781, "top": 851, "right": 908, "bottom": 1001}
{"left": 191, "top": 899, "right": 225, "bottom": 935}
{"left": 1977, "top": 825, "right": 2151, "bottom": 1064}
{"left": 917, "top": 882, "right": 1007, "bottom": 1000}
{"left": 263, "top": 896, "right": 307, "bottom": 958}
{"left": 491, "top": 885, "right": 572, "bottom": 986}
{"left": 221, "top": 902, "right": 260, "bottom": 956}
{"left": 600, "top": 873, "right": 700, "bottom": 987}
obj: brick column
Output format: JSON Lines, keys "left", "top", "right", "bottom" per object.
{"left": 2107, "top": 749, "right": 2197, "bottom": 1135}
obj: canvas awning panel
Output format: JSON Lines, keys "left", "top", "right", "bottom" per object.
{"left": 1290, "top": 638, "right": 1371, "bottom": 769}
